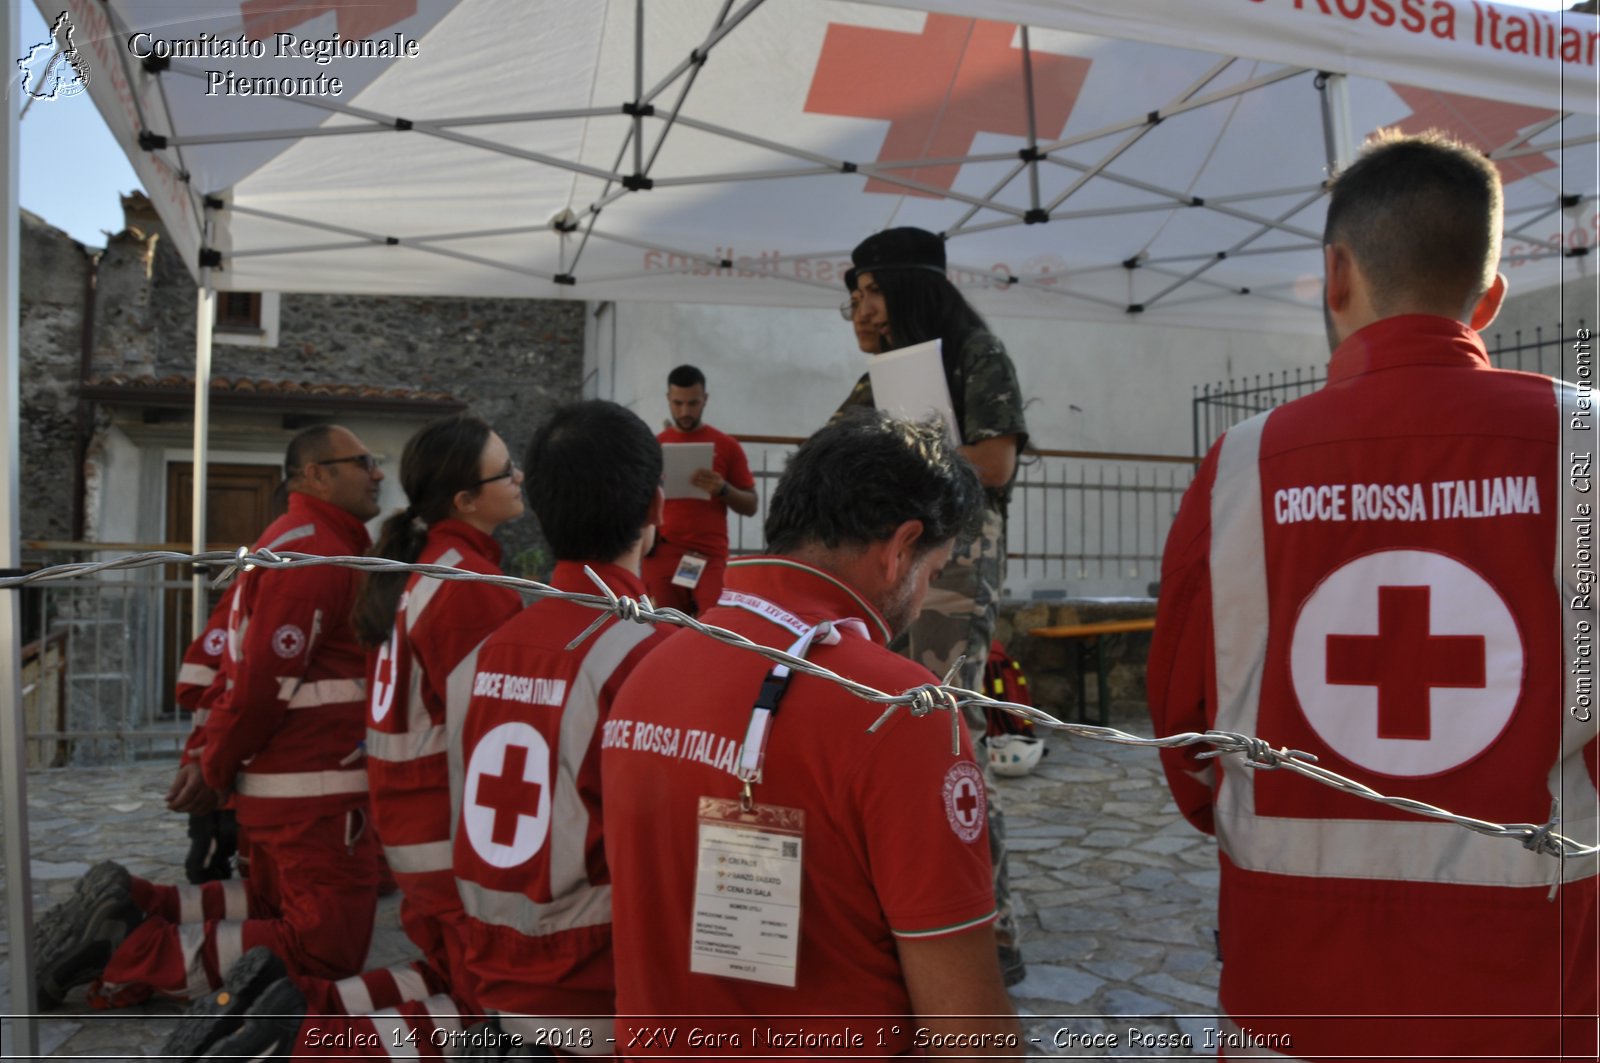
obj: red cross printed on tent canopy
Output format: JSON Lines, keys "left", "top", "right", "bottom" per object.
{"left": 1289, "top": 550, "right": 1521, "bottom": 778}
{"left": 463, "top": 721, "right": 552, "bottom": 868}
{"left": 1387, "top": 85, "right": 1559, "bottom": 184}
{"left": 1325, "top": 585, "right": 1487, "bottom": 741}
{"left": 240, "top": 0, "right": 418, "bottom": 41}
{"left": 805, "top": 16, "right": 1090, "bottom": 198}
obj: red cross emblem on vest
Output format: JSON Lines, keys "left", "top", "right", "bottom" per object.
{"left": 463, "top": 721, "right": 551, "bottom": 868}
{"left": 1290, "top": 550, "right": 1522, "bottom": 777}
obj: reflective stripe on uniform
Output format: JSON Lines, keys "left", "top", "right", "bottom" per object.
{"left": 404, "top": 550, "right": 460, "bottom": 637}
{"left": 390, "top": 964, "right": 432, "bottom": 1003}
{"left": 277, "top": 676, "right": 367, "bottom": 709}
{"left": 213, "top": 920, "right": 246, "bottom": 980}
{"left": 220, "top": 878, "right": 248, "bottom": 920}
{"left": 1208, "top": 407, "right": 1597, "bottom": 888}
{"left": 178, "top": 923, "right": 212, "bottom": 998}
{"left": 178, "top": 663, "right": 217, "bottom": 687}
{"left": 334, "top": 971, "right": 377, "bottom": 1016}
{"left": 366, "top": 723, "right": 445, "bottom": 763}
{"left": 236, "top": 767, "right": 368, "bottom": 798}
{"left": 177, "top": 883, "right": 204, "bottom": 925}
{"left": 263, "top": 523, "right": 315, "bottom": 553}
{"left": 384, "top": 839, "right": 453, "bottom": 875}
{"left": 454, "top": 879, "right": 612, "bottom": 936}
{"left": 421, "top": 993, "right": 460, "bottom": 1033}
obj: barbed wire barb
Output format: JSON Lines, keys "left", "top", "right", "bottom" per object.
{"left": 5, "top": 549, "right": 1597, "bottom": 862}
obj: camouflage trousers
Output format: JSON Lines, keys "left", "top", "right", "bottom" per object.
{"left": 895, "top": 504, "right": 1024, "bottom": 983}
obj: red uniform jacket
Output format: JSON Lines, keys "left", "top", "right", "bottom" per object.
{"left": 452, "top": 561, "right": 667, "bottom": 1039}
{"left": 202, "top": 493, "right": 373, "bottom": 827}
{"left": 366, "top": 519, "right": 522, "bottom": 874}
{"left": 1149, "top": 316, "right": 1598, "bottom": 1060}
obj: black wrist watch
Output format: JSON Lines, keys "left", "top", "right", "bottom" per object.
{"left": 718, "top": 481, "right": 730, "bottom": 497}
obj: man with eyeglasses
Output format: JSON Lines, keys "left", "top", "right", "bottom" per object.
{"left": 35, "top": 424, "right": 390, "bottom": 1019}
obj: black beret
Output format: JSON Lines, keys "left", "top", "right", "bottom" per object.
{"left": 849, "top": 226, "right": 947, "bottom": 282}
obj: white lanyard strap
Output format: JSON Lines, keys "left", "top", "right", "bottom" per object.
{"left": 719, "top": 590, "right": 870, "bottom": 793}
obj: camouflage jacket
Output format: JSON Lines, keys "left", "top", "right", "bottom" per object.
{"left": 833, "top": 329, "right": 1029, "bottom": 507}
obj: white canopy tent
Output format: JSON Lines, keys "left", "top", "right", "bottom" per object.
{"left": 5, "top": 0, "right": 1597, "bottom": 1046}
{"left": 43, "top": 0, "right": 1600, "bottom": 326}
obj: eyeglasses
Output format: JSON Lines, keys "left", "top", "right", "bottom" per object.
{"left": 316, "top": 453, "right": 382, "bottom": 474}
{"left": 473, "top": 460, "right": 520, "bottom": 487}
{"left": 838, "top": 297, "right": 861, "bottom": 321}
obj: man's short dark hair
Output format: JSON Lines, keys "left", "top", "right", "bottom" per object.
{"left": 766, "top": 411, "right": 982, "bottom": 555}
{"left": 1324, "top": 129, "right": 1503, "bottom": 317}
{"left": 284, "top": 424, "right": 336, "bottom": 480}
{"left": 525, "top": 401, "right": 662, "bottom": 562}
{"left": 667, "top": 364, "right": 706, "bottom": 390}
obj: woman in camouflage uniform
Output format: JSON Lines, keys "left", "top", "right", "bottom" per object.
{"left": 835, "top": 226, "right": 1030, "bottom": 986}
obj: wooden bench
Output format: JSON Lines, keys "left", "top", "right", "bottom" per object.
{"left": 1028, "top": 617, "right": 1156, "bottom": 726}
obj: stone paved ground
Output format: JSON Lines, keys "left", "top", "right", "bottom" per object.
{"left": 0, "top": 703, "right": 1225, "bottom": 1059}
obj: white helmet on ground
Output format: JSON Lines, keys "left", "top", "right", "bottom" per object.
{"left": 988, "top": 734, "right": 1045, "bottom": 777}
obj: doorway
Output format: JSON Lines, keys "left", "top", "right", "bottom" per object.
{"left": 162, "top": 462, "right": 285, "bottom": 701}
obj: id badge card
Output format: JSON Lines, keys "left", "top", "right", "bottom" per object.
{"left": 671, "top": 552, "right": 708, "bottom": 589}
{"left": 690, "top": 797, "right": 804, "bottom": 987}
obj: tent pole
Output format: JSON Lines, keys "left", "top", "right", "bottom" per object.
{"left": 1317, "top": 72, "right": 1355, "bottom": 175}
{"left": 1, "top": 0, "right": 40, "bottom": 1053}
{"left": 632, "top": 0, "right": 645, "bottom": 177}
{"left": 1020, "top": 26, "right": 1043, "bottom": 218}
{"left": 191, "top": 275, "right": 215, "bottom": 638}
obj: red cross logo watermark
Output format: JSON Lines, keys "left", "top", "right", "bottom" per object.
{"left": 1290, "top": 550, "right": 1522, "bottom": 777}
{"left": 805, "top": 16, "right": 1090, "bottom": 198}
{"left": 463, "top": 721, "right": 551, "bottom": 868}
{"left": 942, "top": 760, "right": 986, "bottom": 842}
{"left": 240, "top": 0, "right": 417, "bottom": 41}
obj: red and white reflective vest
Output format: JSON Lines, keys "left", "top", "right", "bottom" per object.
{"left": 1149, "top": 316, "right": 1598, "bottom": 1060}
{"left": 451, "top": 561, "right": 667, "bottom": 1042}
{"left": 202, "top": 493, "right": 373, "bottom": 827}
{"left": 366, "top": 519, "right": 522, "bottom": 878}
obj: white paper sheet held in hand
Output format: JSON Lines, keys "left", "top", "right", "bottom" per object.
{"left": 661, "top": 443, "right": 716, "bottom": 499}
{"left": 865, "top": 339, "right": 959, "bottom": 443}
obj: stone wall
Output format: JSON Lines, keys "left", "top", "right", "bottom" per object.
{"left": 998, "top": 597, "right": 1158, "bottom": 725}
{"left": 18, "top": 210, "right": 92, "bottom": 542}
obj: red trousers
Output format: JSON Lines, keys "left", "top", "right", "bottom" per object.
{"left": 91, "top": 810, "right": 379, "bottom": 1006}
{"left": 640, "top": 541, "right": 726, "bottom": 616}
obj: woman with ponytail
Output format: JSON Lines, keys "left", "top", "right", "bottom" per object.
{"left": 344, "top": 413, "right": 525, "bottom": 1018}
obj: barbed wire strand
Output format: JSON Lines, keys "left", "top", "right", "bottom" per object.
{"left": 4, "top": 548, "right": 1595, "bottom": 862}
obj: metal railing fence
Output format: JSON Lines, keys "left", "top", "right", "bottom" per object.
{"left": 19, "top": 542, "right": 214, "bottom": 764}
{"left": 729, "top": 438, "right": 1193, "bottom": 595}
{"left": 1192, "top": 320, "right": 1584, "bottom": 457}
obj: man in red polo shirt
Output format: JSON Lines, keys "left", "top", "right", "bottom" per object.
{"left": 641, "top": 364, "right": 757, "bottom": 615}
{"left": 605, "top": 412, "right": 1019, "bottom": 1057}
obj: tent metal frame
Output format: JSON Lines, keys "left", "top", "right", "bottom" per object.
{"left": 111, "top": 5, "right": 1593, "bottom": 306}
